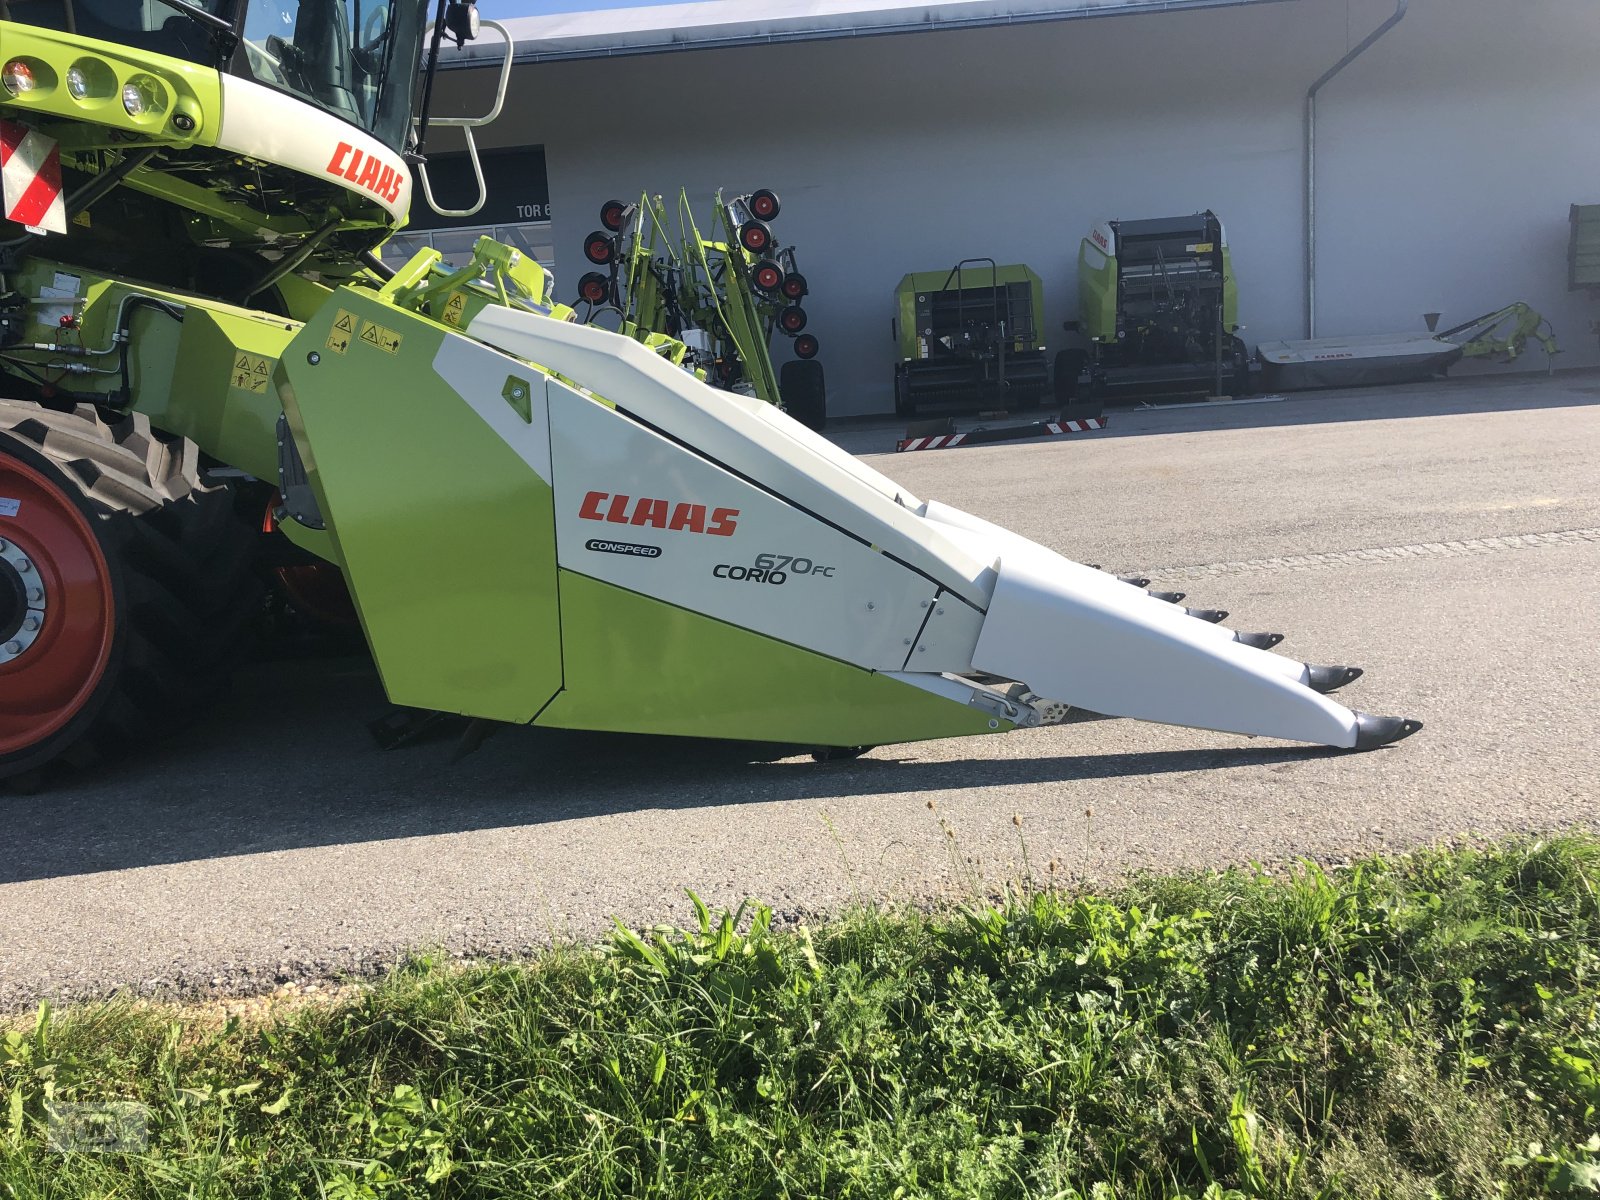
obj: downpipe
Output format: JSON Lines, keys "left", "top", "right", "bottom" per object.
{"left": 1305, "top": 0, "right": 1408, "bottom": 338}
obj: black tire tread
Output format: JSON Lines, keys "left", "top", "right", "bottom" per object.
{"left": 0, "top": 400, "right": 260, "bottom": 783}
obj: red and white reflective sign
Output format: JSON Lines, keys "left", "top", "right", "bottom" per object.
{"left": 0, "top": 120, "right": 66, "bottom": 235}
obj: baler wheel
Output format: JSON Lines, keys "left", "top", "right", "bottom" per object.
{"left": 778, "top": 305, "right": 808, "bottom": 334}
{"left": 583, "top": 232, "right": 615, "bottom": 265}
{"left": 599, "top": 199, "right": 627, "bottom": 232}
{"left": 780, "top": 272, "right": 808, "bottom": 300}
{"left": 793, "top": 333, "right": 820, "bottom": 360}
{"left": 0, "top": 402, "right": 259, "bottom": 785}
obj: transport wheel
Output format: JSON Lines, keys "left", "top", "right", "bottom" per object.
{"left": 780, "top": 360, "right": 826, "bottom": 432}
{"left": 748, "top": 189, "right": 781, "bottom": 221}
{"left": 0, "top": 402, "right": 260, "bottom": 785}
{"left": 738, "top": 220, "right": 773, "bottom": 254}
{"left": 583, "top": 231, "right": 614, "bottom": 265}
{"left": 599, "top": 199, "right": 627, "bottom": 232}
{"left": 793, "top": 333, "right": 820, "bottom": 360}
{"left": 577, "top": 271, "right": 610, "bottom": 305}
{"left": 778, "top": 305, "right": 808, "bottom": 334}
{"left": 780, "top": 272, "right": 808, "bottom": 300}
{"left": 751, "top": 259, "right": 783, "bottom": 294}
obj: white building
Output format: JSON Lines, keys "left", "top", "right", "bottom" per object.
{"left": 423, "top": 0, "right": 1600, "bottom": 417}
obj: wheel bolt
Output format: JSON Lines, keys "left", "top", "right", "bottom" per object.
{"left": 23, "top": 616, "right": 39, "bottom": 632}
{"left": 26, "top": 587, "right": 42, "bottom": 603}
{"left": 4, "top": 640, "right": 21, "bottom": 654}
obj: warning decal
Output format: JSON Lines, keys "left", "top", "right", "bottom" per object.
{"left": 230, "top": 351, "right": 275, "bottom": 395}
{"left": 0, "top": 120, "right": 66, "bottom": 235}
{"left": 441, "top": 292, "right": 467, "bottom": 327}
{"left": 0, "top": 497, "right": 19, "bottom": 518}
{"left": 326, "top": 309, "right": 358, "bottom": 354}
{"left": 358, "top": 319, "right": 403, "bottom": 355}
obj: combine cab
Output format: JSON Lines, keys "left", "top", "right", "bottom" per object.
{"left": 1071, "top": 211, "right": 1250, "bottom": 402}
{"left": 0, "top": 4, "right": 1420, "bottom": 787}
{"left": 893, "top": 260, "right": 1049, "bottom": 416}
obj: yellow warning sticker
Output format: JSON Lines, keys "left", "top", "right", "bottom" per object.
{"left": 1185, "top": 242, "right": 1215, "bottom": 253}
{"left": 441, "top": 292, "right": 467, "bottom": 327}
{"left": 326, "top": 309, "right": 358, "bottom": 354}
{"left": 358, "top": 319, "right": 403, "bottom": 355}
{"left": 229, "top": 351, "right": 275, "bottom": 395}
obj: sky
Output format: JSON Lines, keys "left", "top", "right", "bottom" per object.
{"left": 495, "top": 0, "right": 692, "bottom": 14}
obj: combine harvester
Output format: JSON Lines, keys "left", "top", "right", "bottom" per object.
{"left": 0, "top": 2, "right": 1420, "bottom": 786}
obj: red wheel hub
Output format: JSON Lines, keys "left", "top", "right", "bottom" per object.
{"left": 0, "top": 455, "right": 115, "bottom": 757}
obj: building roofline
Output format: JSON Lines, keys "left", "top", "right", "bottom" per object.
{"left": 448, "top": 0, "right": 1296, "bottom": 66}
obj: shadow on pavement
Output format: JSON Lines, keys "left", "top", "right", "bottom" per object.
{"left": 4, "top": 657, "right": 1337, "bottom": 885}
{"left": 831, "top": 368, "right": 1600, "bottom": 456}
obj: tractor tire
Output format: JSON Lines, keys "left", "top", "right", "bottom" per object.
{"left": 0, "top": 401, "right": 260, "bottom": 786}
{"left": 1053, "top": 348, "right": 1088, "bottom": 405}
{"left": 780, "top": 360, "right": 827, "bottom": 432}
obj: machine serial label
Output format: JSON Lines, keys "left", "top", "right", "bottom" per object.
{"left": 325, "top": 309, "right": 358, "bottom": 354}
{"left": 229, "top": 352, "right": 275, "bottom": 395}
{"left": 358, "top": 319, "right": 403, "bottom": 355}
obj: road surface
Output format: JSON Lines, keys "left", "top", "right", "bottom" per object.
{"left": 3, "top": 369, "right": 1597, "bottom": 1008}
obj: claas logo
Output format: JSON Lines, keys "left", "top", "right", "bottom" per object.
{"left": 579, "top": 492, "right": 738, "bottom": 537}
{"left": 326, "top": 143, "right": 404, "bottom": 204}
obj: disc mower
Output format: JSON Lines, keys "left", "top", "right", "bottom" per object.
{"left": 0, "top": 3, "right": 1420, "bottom": 787}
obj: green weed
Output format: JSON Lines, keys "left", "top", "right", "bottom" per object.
{"left": 3, "top": 835, "right": 1599, "bottom": 1198}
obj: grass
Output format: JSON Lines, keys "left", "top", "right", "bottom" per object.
{"left": 5, "top": 833, "right": 1600, "bottom": 1198}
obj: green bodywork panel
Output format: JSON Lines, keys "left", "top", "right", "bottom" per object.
{"left": 894, "top": 264, "right": 1045, "bottom": 360}
{"left": 276, "top": 288, "right": 563, "bottom": 722}
{"left": 0, "top": 24, "right": 220, "bottom": 148}
{"left": 7, "top": 261, "right": 297, "bottom": 482}
{"left": 1076, "top": 240, "right": 1119, "bottom": 342}
{"left": 162, "top": 307, "right": 300, "bottom": 482}
{"left": 542, "top": 572, "right": 1007, "bottom": 747}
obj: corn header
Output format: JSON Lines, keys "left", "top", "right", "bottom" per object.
{"left": 0, "top": 1, "right": 1420, "bottom": 787}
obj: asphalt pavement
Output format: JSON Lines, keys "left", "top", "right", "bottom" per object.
{"left": 3, "top": 368, "right": 1598, "bottom": 1009}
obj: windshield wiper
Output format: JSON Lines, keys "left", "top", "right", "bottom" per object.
{"left": 152, "top": 0, "right": 240, "bottom": 63}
